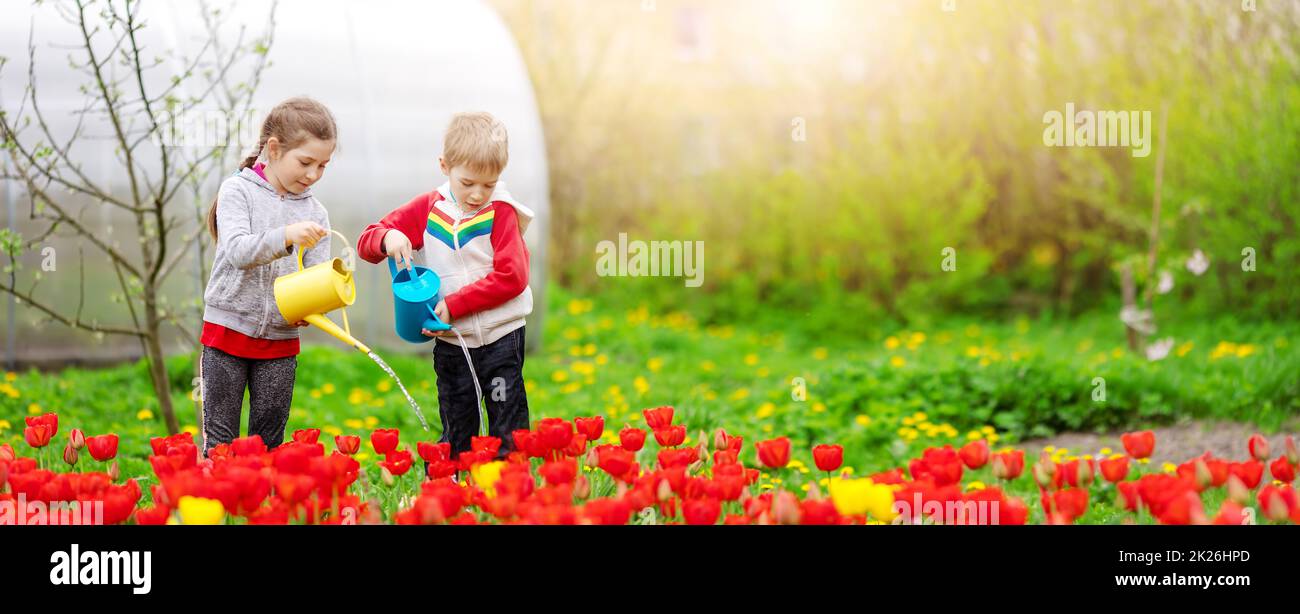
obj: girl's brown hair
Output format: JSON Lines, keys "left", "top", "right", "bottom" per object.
{"left": 207, "top": 96, "right": 337, "bottom": 240}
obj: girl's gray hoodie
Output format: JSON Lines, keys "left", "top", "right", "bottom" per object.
{"left": 202, "top": 167, "right": 332, "bottom": 340}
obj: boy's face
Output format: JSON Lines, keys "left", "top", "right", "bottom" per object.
{"left": 439, "top": 158, "right": 499, "bottom": 209}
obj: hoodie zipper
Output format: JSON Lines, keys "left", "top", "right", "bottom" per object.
{"left": 449, "top": 194, "right": 489, "bottom": 345}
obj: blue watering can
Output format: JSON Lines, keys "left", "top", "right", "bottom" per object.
{"left": 388, "top": 257, "right": 452, "bottom": 343}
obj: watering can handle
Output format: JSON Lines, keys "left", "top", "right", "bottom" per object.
{"left": 295, "top": 229, "right": 353, "bottom": 272}
{"left": 425, "top": 303, "right": 452, "bottom": 331}
{"left": 292, "top": 229, "right": 362, "bottom": 343}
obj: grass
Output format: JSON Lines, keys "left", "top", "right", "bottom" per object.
{"left": 1, "top": 284, "right": 1296, "bottom": 522}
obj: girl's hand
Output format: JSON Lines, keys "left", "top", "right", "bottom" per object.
{"left": 383, "top": 230, "right": 415, "bottom": 270}
{"left": 286, "top": 221, "right": 328, "bottom": 249}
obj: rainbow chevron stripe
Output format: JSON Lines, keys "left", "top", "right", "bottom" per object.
{"left": 427, "top": 208, "right": 495, "bottom": 249}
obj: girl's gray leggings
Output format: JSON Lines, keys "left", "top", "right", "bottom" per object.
{"left": 200, "top": 345, "right": 297, "bottom": 457}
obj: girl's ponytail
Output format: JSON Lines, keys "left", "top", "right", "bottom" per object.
{"left": 207, "top": 139, "right": 266, "bottom": 240}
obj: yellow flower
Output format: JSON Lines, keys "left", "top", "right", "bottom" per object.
{"left": 966, "top": 480, "right": 986, "bottom": 491}
{"left": 551, "top": 370, "right": 569, "bottom": 382}
{"left": 633, "top": 376, "right": 650, "bottom": 395}
{"left": 647, "top": 357, "right": 664, "bottom": 373}
{"left": 812, "top": 347, "right": 829, "bottom": 360}
{"left": 471, "top": 460, "right": 506, "bottom": 497}
{"left": 1099, "top": 447, "right": 1112, "bottom": 456}
{"left": 137, "top": 409, "right": 154, "bottom": 421}
{"left": 828, "top": 477, "right": 897, "bottom": 521}
{"left": 182, "top": 425, "right": 199, "bottom": 436}
{"left": 364, "top": 416, "right": 379, "bottom": 428}
{"left": 811, "top": 401, "right": 826, "bottom": 413}
{"left": 377, "top": 380, "right": 392, "bottom": 392}
{"left": 755, "top": 402, "right": 776, "bottom": 419}
{"left": 1162, "top": 462, "right": 1178, "bottom": 473}
{"left": 178, "top": 496, "right": 225, "bottom": 525}
{"left": 355, "top": 452, "right": 370, "bottom": 462}
{"left": 855, "top": 415, "right": 871, "bottom": 427}
{"left": 743, "top": 353, "right": 759, "bottom": 366}
{"left": 27, "top": 403, "right": 42, "bottom": 415}
{"left": 344, "top": 418, "right": 364, "bottom": 429}
{"left": 966, "top": 431, "right": 983, "bottom": 441}
{"left": 729, "top": 388, "right": 750, "bottom": 401}
{"left": 323, "top": 425, "right": 342, "bottom": 436}
{"left": 3, "top": 372, "right": 15, "bottom": 381}
{"left": 889, "top": 356, "right": 907, "bottom": 368}
{"left": 884, "top": 336, "right": 900, "bottom": 350}
{"left": 309, "top": 390, "right": 322, "bottom": 399}
{"left": 322, "top": 383, "right": 335, "bottom": 394}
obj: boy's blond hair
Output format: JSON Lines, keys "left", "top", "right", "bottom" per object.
{"left": 442, "top": 112, "right": 509, "bottom": 175}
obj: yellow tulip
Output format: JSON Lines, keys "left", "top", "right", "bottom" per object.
{"left": 828, "top": 477, "right": 897, "bottom": 521}
{"left": 470, "top": 460, "right": 505, "bottom": 497}
{"left": 177, "top": 496, "right": 225, "bottom": 525}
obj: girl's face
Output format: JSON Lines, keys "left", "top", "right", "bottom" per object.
{"left": 265, "top": 136, "right": 335, "bottom": 195}
{"left": 439, "top": 158, "right": 499, "bottom": 210}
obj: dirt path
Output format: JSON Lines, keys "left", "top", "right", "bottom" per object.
{"left": 1019, "top": 420, "right": 1297, "bottom": 465}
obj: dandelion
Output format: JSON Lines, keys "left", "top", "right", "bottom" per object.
{"left": 136, "top": 409, "right": 154, "bottom": 421}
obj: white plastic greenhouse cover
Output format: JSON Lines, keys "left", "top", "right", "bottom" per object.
{"left": 1, "top": 0, "right": 549, "bottom": 364}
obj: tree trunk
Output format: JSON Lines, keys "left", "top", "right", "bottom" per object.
{"left": 143, "top": 291, "right": 180, "bottom": 435}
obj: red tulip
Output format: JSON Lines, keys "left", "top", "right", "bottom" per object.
{"left": 24, "top": 424, "right": 53, "bottom": 449}
{"left": 643, "top": 406, "right": 674, "bottom": 430}
{"left": 1270, "top": 456, "right": 1295, "bottom": 483}
{"left": 292, "top": 429, "right": 321, "bottom": 444}
{"left": 653, "top": 424, "right": 686, "bottom": 448}
{"left": 85, "top": 434, "right": 119, "bottom": 461}
{"left": 911, "top": 446, "right": 963, "bottom": 486}
{"left": 0, "top": 443, "right": 14, "bottom": 462}
{"left": 574, "top": 416, "right": 605, "bottom": 443}
{"left": 418, "top": 441, "right": 451, "bottom": 464}
{"left": 1248, "top": 434, "right": 1270, "bottom": 462}
{"left": 537, "top": 418, "right": 574, "bottom": 451}
{"left": 958, "top": 440, "right": 989, "bottom": 470}
{"left": 682, "top": 498, "right": 721, "bottom": 525}
{"left": 991, "top": 450, "right": 1025, "bottom": 480}
{"left": 596, "top": 445, "right": 636, "bottom": 481}
{"left": 69, "top": 428, "right": 86, "bottom": 451}
{"left": 231, "top": 435, "right": 267, "bottom": 456}
{"left": 1257, "top": 484, "right": 1297, "bottom": 521}
{"left": 755, "top": 437, "right": 791, "bottom": 469}
{"left": 1120, "top": 430, "right": 1155, "bottom": 459}
{"left": 471, "top": 436, "right": 501, "bottom": 458}
{"left": 540, "top": 458, "right": 578, "bottom": 486}
{"left": 381, "top": 449, "right": 414, "bottom": 477}
{"left": 1051, "top": 488, "right": 1090, "bottom": 522}
{"left": 335, "top": 435, "right": 361, "bottom": 455}
{"left": 619, "top": 426, "right": 646, "bottom": 452}
{"left": 582, "top": 498, "right": 631, "bottom": 526}
{"left": 1229, "top": 460, "right": 1264, "bottom": 490}
{"left": 1099, "top": 456, "right": 1129, "bottom": 483}
{"left": 812, "top": 444, "right": 843, "bottom": 472}
{"left": 25, "top": 413, "right": 58, "bottom": 439}
{"left": 62, "top": 442, "right": 78, "bottom": 466}
{"left": 1116, "top": 480, "right": 1140, "bottom": 512}
{"left": 370, "top": 429, "right": 400, "bottom": 455}
{"left": 563, "top": 433, "right": 588, "bottom": 457}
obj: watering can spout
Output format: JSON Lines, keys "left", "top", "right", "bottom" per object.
{"left": 274, "top": 229, "right": 372, "bottom": 354}
{"left": 303, "top": 313, "right": 371, "bottom": 354}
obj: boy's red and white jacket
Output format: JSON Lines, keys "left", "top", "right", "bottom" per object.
{"left": 357, "top": 181, "right": 534, "bottom": 348}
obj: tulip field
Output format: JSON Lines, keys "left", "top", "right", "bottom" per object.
{"left": 2, "top": 288, "right": 1298, "bottom": 525}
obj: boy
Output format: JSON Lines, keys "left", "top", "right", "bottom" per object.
{"left": 357, "top": 112, "right": 534, "bottom": 473}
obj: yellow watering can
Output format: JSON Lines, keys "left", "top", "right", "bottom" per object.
{"left": 274, "top": 229, "right": 371, "bottom": 354}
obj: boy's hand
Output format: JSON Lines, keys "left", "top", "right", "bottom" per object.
{"left": 286, "top": 221, "right": 328, "bottom": 249}
{"left": 421, "top": 300, "right": 452, "bottom": 337}
{"left": 383, "top": 230, "right": 415, "bottom": 270}
{"left": 293, "top": 320, "right": 309, "bottom": 327}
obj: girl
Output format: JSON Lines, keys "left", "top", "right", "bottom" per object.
{"left": 200, "top": 97, "right": 337, "bottom": 458}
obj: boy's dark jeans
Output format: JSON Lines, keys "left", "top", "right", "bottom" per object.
{"left": 432, "top": 325, "right": 530, "bottom": 466}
